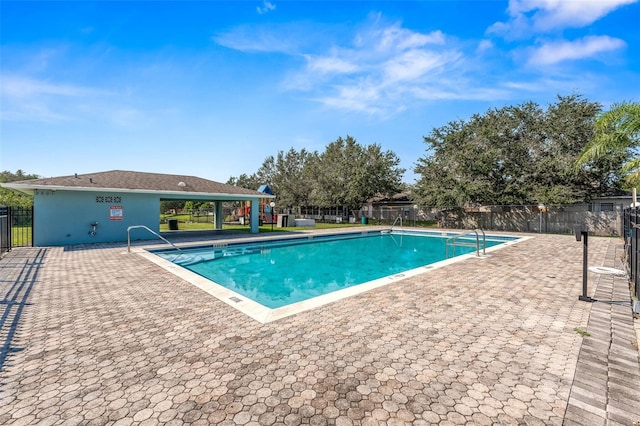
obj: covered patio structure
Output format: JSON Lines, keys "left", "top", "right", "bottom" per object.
{"left": 1, "top": 170, "right": 274, "bottom": 246}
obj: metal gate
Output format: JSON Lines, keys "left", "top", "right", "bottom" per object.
{"left": 623, "top": 207, "right": 640, "bottom": 300}
{"left": 0, "top": 208, "right": 8, "bottom": 254}
{"left": 0, "top": 206, "right": 33, "bottom": 254}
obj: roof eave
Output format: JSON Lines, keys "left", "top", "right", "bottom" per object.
{"left": 0, "top": 182, "right": 36, "bottom": 195}
{"left": 0, "top": 183, "right": 275, "bottom": 199}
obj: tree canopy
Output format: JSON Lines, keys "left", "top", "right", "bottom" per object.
{"left": 0, "top": 170, "right": 39, "bottom": 207}
{"left": 414, "top": 95, "right": 625, "bottom": 207}
{"left": 229, "top": 136, "right": 405, "bottom": 213}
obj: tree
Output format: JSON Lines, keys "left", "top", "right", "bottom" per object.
{"left": 227, "top": 136, "right": 405, "bottom": 213}
{"left": 226, "top": 173, "right": 262, "bottom": 191}
{"left": 271, "top": 148, "right": 313, "bottom": 212}
{"left": 414, "top": 95, "right": 623, "bottom": 207}
{"left": 415, "top": 103, "right": 543, "bottom": 206}
{"left": 310, "top": 136, "right": 404, "bottom": 212}
{"left": 576, "top": 102, "right": 640, "bottom": 187}
{"left": 160, "top": 200, "right": 184, "bottom": 213}
{"left": 531, "top": 95, "right": 623, "bottom": 202}
{"left": 0, "top": 169, "right": 39, "bottom": 207}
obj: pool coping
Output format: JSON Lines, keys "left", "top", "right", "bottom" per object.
{"left": 136, "top": 229, "right": 531, "bottom": 323}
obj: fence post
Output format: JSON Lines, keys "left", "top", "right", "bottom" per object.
{"left": 574, "top": 225, "right": 594, "bottom": 302}
{"left": 629, "top": 207, "right": 640, "bottom": 298}
{"left": 9, "top": 206, "right": 14, "bottom": 250}
{"left": 0, "top": 207, "right": 9, "bottom": 254}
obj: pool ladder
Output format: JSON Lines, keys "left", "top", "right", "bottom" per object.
{"left": 127, "top": 225, "right": 182, "bottom": 253}
{"left": 390, "top": 216, "right": 403, "bottom": 231}
{"left": 445, "top": 229, "right": 486, "bottom": 258}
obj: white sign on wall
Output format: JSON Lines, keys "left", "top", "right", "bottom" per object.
{"left": 110, "top": 206, "right": 123, "bottom": 221}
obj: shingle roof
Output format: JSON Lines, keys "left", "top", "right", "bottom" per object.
{"left": 3, "top": 170, "right": 271, "bottom": 198}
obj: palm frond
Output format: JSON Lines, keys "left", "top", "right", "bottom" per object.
{"left": 576, "top": 102, "right": 640, "bottom": 171}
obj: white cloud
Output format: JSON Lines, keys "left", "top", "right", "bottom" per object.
{"left": 376, "top": 27, "right": 445, "bottom": 52}
{"left": 412, "top": 85, "right": 512, "bottom": 101}
{"left": 289, "top": 22, "right": 465, "bottom": 115}
{"left": 257, "top": 1, "right": 276, "bottom": 15}
{"left": 1, "top": 74, "right": 95, "bottom": 99}
{"left": 383, "top": 50, "right": 460, "bottom": 83}
{"left": 489, "top": 0, "right": 638, "bottom": 38}
{"left": 0, "top": 99, "right": 68, "bottom": 122}
{"left": 0, "top": 74, "right": 111, "bottom": 122}
{"left": 219, "top": 15, "right": 597, "bottom": 117}
{"left": 477, "top": 40, "right": 494, "bottom": 52}
{"left": 213, "top": 24, "right": 303, "bottom": 54}
{"left": 108, "top": 107, "right": 152, "bottom": 128}
{"left": 304, "top": 55, "right": 360, "bottom": 75}
{"left": 527, "top": 35, "right": 626, "bottom": 65}
{"left": 0, "top": 73, "right": 158, "bottom": 128}
{"left": 315, "top": 83, "right": 384, "bottom": 115}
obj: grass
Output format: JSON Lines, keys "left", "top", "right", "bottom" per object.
{"left": 159, "top": 214, "right": 439, "bottom": 233}
{"left": 158, "top": 221, "right": 362, "bottom": 232}
{"left": 574, "top": 328, "right": 591, "bottom": 337}
{"left": 160, "top": 213, "right": 192, "bottom": 222}
{"left": 12, "top": 225, "right": 32, "bottom": 247}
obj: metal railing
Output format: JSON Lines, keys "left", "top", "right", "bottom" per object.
{"left": 623, "top": 208, "right": 640, "bottom": 300}
{"left": 390, "top": 216, "right": 403, "bottom": 231}
{"left": 445, "top": 229, "right": 486, "bottom": 258}
{"left": 0, "top": 206, "right": 33, "bottom": 253}
{"left": 0, "top": 210, "right": 9, "bottom": 255}
{"left": 127, "top": 225, "right": 182, "bottom": 253}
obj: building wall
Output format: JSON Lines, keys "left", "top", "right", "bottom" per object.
{"left": 34, "top": 189, "right": 160, "bottom": 246}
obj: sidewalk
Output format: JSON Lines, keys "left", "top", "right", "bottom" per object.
{"left": 0, "top": 232, "right": 639, "bottom": 425}
{"left": 565, "top": 242, "right": 640, "bottom": 425}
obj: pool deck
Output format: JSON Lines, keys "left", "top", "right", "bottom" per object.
{"left": 1, "top": 228, "right": 639, "bottom": 425}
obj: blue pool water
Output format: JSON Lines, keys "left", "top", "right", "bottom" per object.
{"left": 156, "top": 231, "right": 512, "bottom": 309}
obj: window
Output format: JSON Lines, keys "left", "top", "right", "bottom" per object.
{"left": 600, "top": 202, "right": 614, "bottom": 212}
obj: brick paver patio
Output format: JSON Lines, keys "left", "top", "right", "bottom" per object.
{"left": 0, "top": 230, "right": 639, "bottom": 425}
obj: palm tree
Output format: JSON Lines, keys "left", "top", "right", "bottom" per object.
{"left": 576, "top": 102, "right": 640, "bottom": 185}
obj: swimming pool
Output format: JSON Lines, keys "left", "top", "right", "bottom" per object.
{"left": 145, "top": 230, "right": 523, "bottom": 322}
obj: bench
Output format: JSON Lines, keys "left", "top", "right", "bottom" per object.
{"left": 294, "top": 218, "right": 316, "bottom": 227}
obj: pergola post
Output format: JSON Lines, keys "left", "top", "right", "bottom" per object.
{"left": 250, "top": 200, "right": 260, "bottom": 234}
{"left": 214, "top": 201, "right": 223, "bottom": 230}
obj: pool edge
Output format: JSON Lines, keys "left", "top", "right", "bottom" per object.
{"left": 136, "top": 230, "right": 532, "bottom": 323}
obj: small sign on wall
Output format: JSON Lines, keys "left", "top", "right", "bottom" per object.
{"left": 110, "top": 206, "right": 123, "bottom": 220}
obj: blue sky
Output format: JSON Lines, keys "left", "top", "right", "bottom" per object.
{"left": 2, "top": 0, "right": 639, "bottom": 184}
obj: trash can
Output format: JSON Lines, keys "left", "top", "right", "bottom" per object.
{"left": 361, "top": 217, "right": 368, "bottom": 225}
{"left": 168, "top": 219, "right": 179, "bottom": 230}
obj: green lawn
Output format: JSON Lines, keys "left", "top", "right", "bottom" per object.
{"left": 158, "top": 218, "right": 438, "bottom": 232}
{"left": 160, "top": 213, "right": 192, "bottom": 222}
{"left": 12, "top": 225, "right": 32, "bottom": 247}
{"left": 158, "top": 221, "right": 362, "bottom": 232}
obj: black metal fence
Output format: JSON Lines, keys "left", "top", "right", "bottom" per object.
{"left": 0, "top": 207, "right": 9, "bottom": 255}
{"left": 0, "top": 206, "right": 33, "bottom": 254}
{"left": 623, "top": 207, "right": 640, "bottom": 300}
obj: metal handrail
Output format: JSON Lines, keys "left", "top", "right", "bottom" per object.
{"left": 127, "top": 225, "right": 182, "bottom": 253}
{"left": 445, "top": 228, "right": 486, "bottom": 257}
{"left": 390, "top": 216, "right": 403, "bottom": 231}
